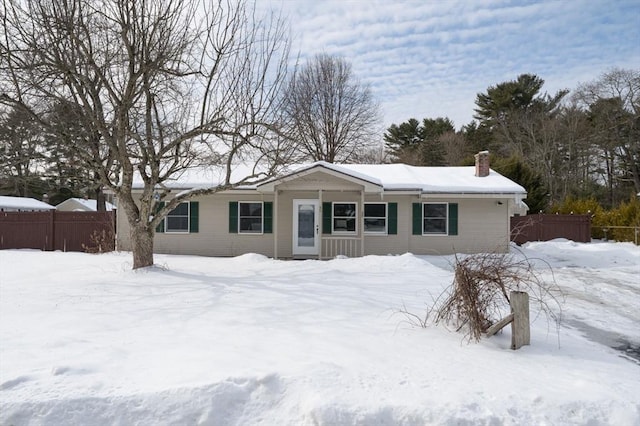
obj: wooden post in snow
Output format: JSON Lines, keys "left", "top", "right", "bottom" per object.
{"left": 510, "top": 291, "right": 530, "bottom": 350}
{"left": 485, "top": 291, "right": 531, "bottom": 350}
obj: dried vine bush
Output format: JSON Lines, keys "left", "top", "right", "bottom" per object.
{"left": 399, "top": 251, "right": 563, "bottom": 343}
{"left": 82, "top": 229, "right": 115, "bottom": 254}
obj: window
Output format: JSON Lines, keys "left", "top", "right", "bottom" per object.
{"left": 364, "top": 203, "right": 387, "bottom": 233}
{"left": 228, "top": 202, "right": 272, "bottom": 234}
{"left": 166, "top": 202, "right": 190, "bottom": 233}
{"left": 412, "top": 202, "right": 457, "bottom": 236}
{"left": 239, "top": 202, "right": 263, "bottom": 233}
{"left": 423, "top": 203, "right": 447, "bottom": 234}
{"left": 155, "top": 201, "right": 199, "bottom": 234}
{"left": 332, "top": 202, "right": 356, "bottom": 233}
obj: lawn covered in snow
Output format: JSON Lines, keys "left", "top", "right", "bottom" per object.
{"left": 1, "top": 240, "right": 639, "bottom": 425}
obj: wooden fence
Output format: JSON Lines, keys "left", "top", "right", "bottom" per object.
{"left": 511, "top": 214, "right": 591, "bottom": 245}
{"left": 0, "top": 210, "right": 115, "bottom": 252}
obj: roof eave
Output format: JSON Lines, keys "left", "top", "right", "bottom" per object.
{"left": 257, "top": 163, "right": 383, "bottom": 193}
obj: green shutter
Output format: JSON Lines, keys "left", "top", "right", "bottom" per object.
{"left": 263, "top": 202, "right": 273, "bottom": 233}
{"left": 448, "top": 203, "right": 458, "bottom": 236}
{"left": 388, "top": 203, "right": 398, "bottom": 235}
{"left": 189, "top": 201, "right": 199, "bottom": 233}
{"left": 229, "top": 201, "right": 238, "bottom": 233}
{"left": 322, "top": 202, "right": 332, "bottom": 234}
{"left": 155, "top": 201, "right": 165, "bottom": 233}
{"left": 412, "top": 203, "right": 422, "bottom": 235}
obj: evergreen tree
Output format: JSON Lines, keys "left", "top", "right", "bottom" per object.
{"left": 384, "top": 117, "right": 455, "bottom": 165}
{"left": 492, "top": 156, "right": 549, "bottom": 213}
{"left": 0, "top": 107, "right": 49, "bottom": 197}
{"left": 383, "top": 118, "right": 422, "bottom": 162}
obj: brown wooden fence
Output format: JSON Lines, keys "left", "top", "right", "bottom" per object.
{"left": 511, "top": 214, "right": 591, "bottom": 245}
{"left": 0, "top": 211, "right": 115, "bottom": 252}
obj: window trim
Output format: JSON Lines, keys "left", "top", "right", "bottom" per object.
{"left": 331, "top": 201, "right": 357, "bottom": 234}
{"left": 363, "top": 202, "right": 388, "bottom": 235}
{"left": 238, "top": 201, "right": 264, "bottom": 235}
{"left": 165, "top": 202, "right": 190, "bottom": 234}
{"left": 422, "top": 202, "right": 448, "bottom": 236}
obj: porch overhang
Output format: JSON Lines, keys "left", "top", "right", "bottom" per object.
{"left": 257, "top": 162, "right": 384, "bottom": 194}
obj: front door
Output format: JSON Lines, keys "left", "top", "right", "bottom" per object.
{"left": 293, "top": 199, "right": 320, "bottom": 256}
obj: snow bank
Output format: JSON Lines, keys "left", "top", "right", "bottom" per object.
{"left": 1, "top": 243, "right": 639, "bottom": 425}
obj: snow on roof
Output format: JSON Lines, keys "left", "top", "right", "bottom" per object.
{"left": 336, "top": 163, "right": 526, "bottom": 193}
{"left": 0, "top": 195, "right": 55, "bottom": 211}
{"left": 132, "top": 162, "right": 526, "bottom": 194}
{"left": 58, "top": 198, "right": 116, "bottom": 211}
{"left": 132, "top": 164, "right": 268, "bottom": 191}
{"left": 262, "top": 162, "right": 526, "bottom": 194}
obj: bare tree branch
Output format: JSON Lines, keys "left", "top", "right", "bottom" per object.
{"left": 1, "top": 0, "right": 292, "bottom": 268}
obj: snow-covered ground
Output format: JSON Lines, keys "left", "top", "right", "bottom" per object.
{"left": 1, "top": 240, "right": 639, "bottom": 425}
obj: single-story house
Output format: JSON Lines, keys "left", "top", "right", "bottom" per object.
{"left": 55, "top": 197, "right": 116, "bottom": 212}
{"left": 0, "top": 195, "right": 55, "bottom": 212}
{"left": 117, "top": 152, "right": 527, "bottom": 259}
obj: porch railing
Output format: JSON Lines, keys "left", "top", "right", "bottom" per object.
{"left": 321, "top": 236, "right": 361, "bottom": 259}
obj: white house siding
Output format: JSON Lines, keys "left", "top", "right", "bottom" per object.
{"left": 408, "top": 197, "right": 510, "bottom": 255}
{"left": 117, "top": 193, "right": 275, "bottom": 257}
{"left": 359, "top": 196, "right": 510, "bottom": 256}
{"left": 273, "top": 170, "right": 371, "bottom": 192}
{"left": 361, "top": 194, "right": 412, "bottom": 256}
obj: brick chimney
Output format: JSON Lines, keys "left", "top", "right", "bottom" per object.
{"left": 475, "top": 150, "right": 490, "bottom": 177}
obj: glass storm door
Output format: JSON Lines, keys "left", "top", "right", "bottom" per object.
{"left": 293, "top": 199, "right": 320, "bottom": 256}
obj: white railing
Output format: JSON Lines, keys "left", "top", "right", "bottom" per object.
{"left": 321, "top": 236, "right": 361, "bottom": 259}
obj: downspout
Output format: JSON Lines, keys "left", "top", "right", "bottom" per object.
{"left": 318, "top": 189, "right": 323, "bottom": 260}
{"left": 361, "top": 189, "right": 365, "bottom": 257}
{"left": 273, "top": 188, "right": 278, "bottom": 259}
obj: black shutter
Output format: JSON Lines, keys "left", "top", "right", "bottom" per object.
{"left": 189, "top": 201, "right": 199, "bottom": 233}
{"left": 412, "top": 203, "right": 422, "bottom": 235}
{"left": 448, "top": 203, "right": 458, "bottom": 236}
{"left": 229, "top": 201, "right": 238, "bottom": 233}
{"left": 388, "top": 203, "right": 398, "bottom": 235}
{"left": 263, "top": 202, "right": 273, "bottom": 233}
{"left": 322, "top": 202, "right": 332, "bottom": 234}
{"left": 155, "top": 201, "right": 165, "bottom": 233}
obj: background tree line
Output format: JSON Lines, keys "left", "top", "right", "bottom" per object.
{"left": 1, "top": 0, "right": 637, "bottom": 267}
{"left": 385, "top": 69, "right": 640, "bottom": 213}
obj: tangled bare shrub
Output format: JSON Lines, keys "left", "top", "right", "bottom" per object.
{"left": 82, "top": 229, "right": 115, "bottom": 254}
{"left": 436, "top": 252, "right": 561, "bottom": 342}
{"left": 398, "top": 251, "right": 562, "bottom": 343}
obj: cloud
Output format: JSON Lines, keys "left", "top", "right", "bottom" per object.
{"left": 263, "top": 0, "right": 640, "bottom": 129}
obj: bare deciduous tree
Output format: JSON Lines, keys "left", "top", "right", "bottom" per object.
{"left": 283, "top": 53, "right": 381, "bottom": 163}
{"left": 1, "top": 0, "right": 292, "bottom": 268}
{"left": 574, "top": 68, "right": 640, "bottom": 203}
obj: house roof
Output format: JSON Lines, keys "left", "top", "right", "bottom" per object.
{"left": 132, "top": 163, "right": 265, "bottom": 191}
{"left": 56, "top": 198, "right": 116, "bottom": 211}
{"left": 132, "top": 162, "right": 527, "bottom": 195}
{"left": 0, "top": 195, "right": 55, "bottom": 211}
{"left": 269, "top": 162, "right": 527, "bottom": 194}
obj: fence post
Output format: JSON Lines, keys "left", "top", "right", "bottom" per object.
{"left": 510, "top": 291, "right": 530, "bottom": 350}
{"left": 48, "top": 210, "right": 55, "bottom": 251}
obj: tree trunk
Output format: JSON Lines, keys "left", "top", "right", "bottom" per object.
{"left": 130, "top": 225, "right": 155, "bottom": 269}
{"left": 95, "top": 186, "right": 106, "bottom": 212}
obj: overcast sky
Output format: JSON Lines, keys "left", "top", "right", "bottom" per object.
{"left": 264, "top": 0, "right": 640, "bottom": 131}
